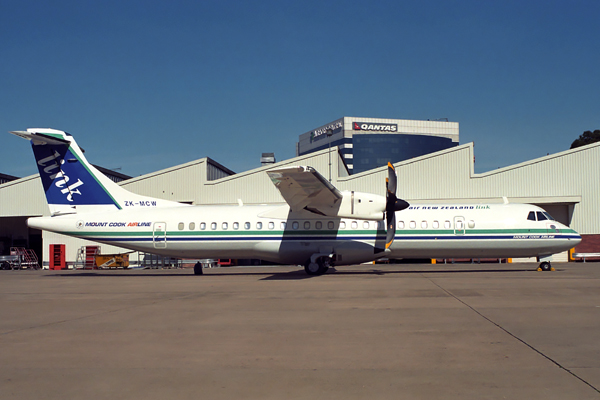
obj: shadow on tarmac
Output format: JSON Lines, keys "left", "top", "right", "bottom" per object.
{"left": 39, "top": 266, "right": 541, "bottom": 281}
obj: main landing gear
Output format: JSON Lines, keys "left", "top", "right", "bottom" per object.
{"left": 304, "top": 254, "right": 335, "bottom": 276}
{"left": 193, "top": 262, "right": 204, "bottom": 275}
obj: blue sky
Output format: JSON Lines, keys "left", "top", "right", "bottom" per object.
{"left": 1, "top": 0, "right": 598, "bottom": 178}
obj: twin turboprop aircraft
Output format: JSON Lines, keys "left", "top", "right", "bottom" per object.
{"left": 11, "top": 128, "right": 581, "bottom": 275}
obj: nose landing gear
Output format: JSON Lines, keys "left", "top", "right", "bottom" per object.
{"left": 538, "top": 261, "right": 554, "bottom": 271}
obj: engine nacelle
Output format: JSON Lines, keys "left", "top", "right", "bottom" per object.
{"left": 335, "top": 191, "right": 386, "bottom": 221}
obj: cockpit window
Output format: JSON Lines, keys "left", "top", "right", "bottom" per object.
{"left": 543, "top": 212, "right": 555, "bottom": 221}
{"left": 536, "top": 211, "right": 548, "bottom": 221}
{"left": 527, "top": 211, "right": 536, "bottom": 221}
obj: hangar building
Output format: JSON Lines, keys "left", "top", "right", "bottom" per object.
{"left": 1, "top": 124, "right": 599, "bottom": 267}
{"left": 297, "top": 117, "right": 459, "bottom": 174}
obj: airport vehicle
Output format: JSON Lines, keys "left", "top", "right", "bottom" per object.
{"left": 11, "top": 128, "right": 581, "bottom": 275}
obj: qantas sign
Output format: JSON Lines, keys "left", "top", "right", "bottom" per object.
{"left": 353, "top": 122, "right": 398, "bottom": 132}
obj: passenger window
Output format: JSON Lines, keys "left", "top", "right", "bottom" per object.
{"left": 292, "top": 221, "right": 299, "bottom": 230}
{"left": 200, "top": 222, "right": 206, "bottom": 230}
{"left": 409, "top": 221, "right": 416, "bottom": 229}
{"left": 398, "top": 221, "right": 405, "bottom": 229}
{"left": 432, "top": 221, "right": 439, "bottom": 229}
{"left": 339, "top": 221, "right": 345, "bottom": 229}
{"left": 378, "top": 221, "right": 385, "bottom": 230}
{"left": 281, "top": 222, "right": 287, "bottom": 230}
{"left": 468, "top": 220, "right": 475, "bottom": 229}
{"left": 316, "top": 221, "right": 323, "bottom": 229}
{"left": 536, "top": 211, "right": 547, "bottom": 221}
{"left": 178, "top": 222, "right": 184, "bottom": 230}
{"left": 268, "top": 222, "right": 274, "bottom": 230}
{"left": 257, "top": 222, "right": 263, "bottom": 230}
{"left": 351, "top": 221, "right": 358, "bottom": 229}
{"left": 244, "top": 222, "right": 251, "bottom": 230}
{"left": 421, "top": 221, "right": 428, "bottom": 229}
{"left": 189, "top": 222, "right": 195, "bottom": 230}
{"left": 328, "top": 221, "right": 334, "bottom": 229}
{"left": 211, "top": 222, "right": 217, "bottom": 230}
{"left": 304, "top": 221, "right": 310, "bottom": 229}
{"left": 363, "top": 221, "right": 370, "bottom": 229}
{"left": 527, "top": 211, "right": 536, "bottom": 221}
{"left": 222, "top": 222, "right": 228, "bottom": 230}
{"left": 444, "top": 220, "right": 451, "bottom": 229}
{"left": 233, "top": 222, "right": 239, "bottom": 230}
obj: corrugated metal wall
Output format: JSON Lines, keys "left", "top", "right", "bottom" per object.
{"left": 0, "top": 176, "right": 48, "bottom": 217}
{"left": 121, "top": 159, "right": 207, "bottom": 203}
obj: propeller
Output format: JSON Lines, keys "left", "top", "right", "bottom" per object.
{"left": 385, "top": 162, "right": 409, "bottom": 249}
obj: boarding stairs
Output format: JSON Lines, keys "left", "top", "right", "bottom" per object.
{"left": 8, "top": 247, "right": 40, "bottom": 270}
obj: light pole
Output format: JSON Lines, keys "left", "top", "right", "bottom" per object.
{"left": 326, "top": 128, "right": 333, "bottom": 182}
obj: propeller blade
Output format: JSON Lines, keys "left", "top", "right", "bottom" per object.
{"left": 384, "top": 161, "right": 409, "bottom": 249}
{"left": 387, "top": 162, "right": 397, "bottom": 197}
{"left": 385, "top": 212, "right": 396, "bottom": 249}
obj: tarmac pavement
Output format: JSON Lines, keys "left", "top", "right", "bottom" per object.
{"left": 1, "top": 262, "right": 599, "bottom": 399}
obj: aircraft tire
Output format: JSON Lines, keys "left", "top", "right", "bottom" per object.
{"left": 539, "top": 262, "right": 552, "bottom": 272}
{"left": 304, "top": 261, "right": 322, "bottom": 276}
{"left": 193, "top": 262, "right": 204, "bottom": 275}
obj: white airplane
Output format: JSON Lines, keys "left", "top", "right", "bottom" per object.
{"left": 11, "top": 128, "right": 581, "bottom": 275}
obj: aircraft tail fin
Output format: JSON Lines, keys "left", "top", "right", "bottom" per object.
{"left": 10, "top": 128, "right": 185, "bottom": 215}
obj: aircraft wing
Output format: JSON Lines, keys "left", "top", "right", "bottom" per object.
{"left": 267, "top": 166, "right": 343, "bottom": 213}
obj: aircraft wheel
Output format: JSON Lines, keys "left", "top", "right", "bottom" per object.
{"left": 539, "top": 261, "right": 552, "bottom": 271}
{"left": 193, "top": 262, "right": 204, "bottom": 275}
{"left": 304, "top": 261, "right": 322, "bottom": 276}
